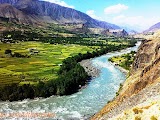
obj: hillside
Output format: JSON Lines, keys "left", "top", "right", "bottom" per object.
{"left": 144, "top": 22, "right": 160, "bottom": 33}
{"left": 0, "top": 0, "right": 130, "bottom": 37}
{"left": 0, "top": 0, "right": 120, "bottom": 29}
{"left": 92, "top": 33, "right": 160, "bottom": 119}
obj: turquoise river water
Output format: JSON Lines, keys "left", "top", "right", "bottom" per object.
{"left": 0, "top": 42, "right": 141, "bottom": 120}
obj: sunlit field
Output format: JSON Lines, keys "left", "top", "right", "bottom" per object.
{"left": 0, "top": 41, "right": 95, "bottom": 86}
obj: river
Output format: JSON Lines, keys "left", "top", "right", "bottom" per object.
{"left": 0, "top": 42, "right": 141, "bottom": 120}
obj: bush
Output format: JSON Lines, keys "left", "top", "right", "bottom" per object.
{"left": 5, "top": 49, "right": 12, "bottom": 55}
{"left": 12, "top": 52, "right": 30, "bottom": 58}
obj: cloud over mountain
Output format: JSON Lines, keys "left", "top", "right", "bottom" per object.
{"left": 104, "top": 4, "right": 128, "bottom": 14}
{"left": 86, "top": 10, "right": 102, "bottom": 20}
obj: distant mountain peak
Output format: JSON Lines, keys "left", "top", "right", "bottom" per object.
{"left": 144, "top": 22, "right": 160, "bottom": 33}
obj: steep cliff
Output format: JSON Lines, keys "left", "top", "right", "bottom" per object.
{"left": 92, "top": 33, "right": 160, "bottom": 119}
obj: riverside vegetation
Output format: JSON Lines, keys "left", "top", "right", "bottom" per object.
{"left": 108, "top": 51, "right": 137, "bottom": 97}
{"left": 109, "top": 51, "right": 137, "bottom": 70}
{"left": 0, "top": 30, "right": 137, "bottom": 101}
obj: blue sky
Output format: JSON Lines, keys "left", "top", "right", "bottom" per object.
{"left": 42, "top": 0, "right": 160, "bottom": 31}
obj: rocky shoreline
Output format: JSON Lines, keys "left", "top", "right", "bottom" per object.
{"left": 80, "top": 58, "right": 129, "bottom": 78}
{"left": 109, "top": 61, "right": 129, "bottom": 76}
{"left": 79, "top": 59, "right": 100, "bottom": 78}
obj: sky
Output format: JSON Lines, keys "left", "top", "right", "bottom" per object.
{"left": 42, "top": 0, "right": 160, "bottom": 32}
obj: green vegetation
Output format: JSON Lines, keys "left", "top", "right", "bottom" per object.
{"left": 116, "top": 83, "right": 123, "bottom": 96}
{"left": 0, "top": 22, "right": 74, "bottom": 38}
{"left": 109, "top": 51, "right": 136, "bottom": 70}
{"left": 0, "top": 28, "right": 137, "bottom": 86}
{"left": 45, "top": 37, "right": 137, "bottom": 47}
{"left": 0, "top": 40, "right": 136, "bottom": 101}
{"left": 0, "top": 24, "right": 138, "bottom": 101}
{"left": 0, "top": 42, "right": 95, "bottom": 86}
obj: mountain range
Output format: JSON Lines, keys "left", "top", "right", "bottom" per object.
{"left": 0, "top": 0, "right": 121, "bottom": 30}
{"left": 1, "top": 0, "right": 160, "bottom": 36}
{"left": 144, "top": 22, "right": 160, "bottom": 33}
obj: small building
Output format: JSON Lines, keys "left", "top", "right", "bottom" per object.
{"left": 28, "top": 48, "right": 39, "bottom": 55}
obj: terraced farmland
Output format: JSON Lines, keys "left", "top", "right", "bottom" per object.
{"left": 0, "top": 41, "right": 95, "bottom": 86}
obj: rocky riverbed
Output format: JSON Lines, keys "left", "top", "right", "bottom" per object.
{"left": 79, "top": 59, "right": 100, "bottom": 78}
{"left": 109, "top": 62, "right": 129, "bottom": 76}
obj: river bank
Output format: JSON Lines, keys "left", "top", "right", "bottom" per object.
{"left": 109, "top": 61, "right": 129, "bottom": 76}
{"left": 79, "top": 55, "right": 129, "bottom": 78}
{"left": 79, "top": 59, "right": 100, "bottom": 78}
{"left": 91, "top": 39, "right": 160, "bottom": 120}
{"left": 0, "top": 43, "right": 141, "bottom": 119}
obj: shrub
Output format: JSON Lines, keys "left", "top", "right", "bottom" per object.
{"left": 5, "top": 49, "right": 12, "bottom": 55}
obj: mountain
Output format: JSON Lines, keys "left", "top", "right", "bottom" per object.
{"left": 92, "top": 33, "right": 160, "bottom": 119}
{"left": 144, "top": 22, "right": 160, "bottom": 33}
{"left": 0, "top": 3, "right": 36, "bottom": 24}
{"left": 121, "top": 26, "right": 138, "bottom": 35}
{"left": 0, "top": 0, "right": 120, "bottom": 30}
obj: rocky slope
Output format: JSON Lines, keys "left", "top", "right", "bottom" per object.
{"left": 0, "top": 0, "right": 120, "bottom": 29}
{"left": 91, "top": 33, "right": 160, "bottom": 119}
{"left": 0, "top": 3, "right": 37, "bottom": 24}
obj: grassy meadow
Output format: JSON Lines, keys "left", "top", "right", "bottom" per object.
{"left": 0, "top": 41, "right": 95, "bottom": 86}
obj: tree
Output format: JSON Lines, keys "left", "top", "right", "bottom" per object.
{"left": 5, "top": 49, "right": 12, "bottom": 55}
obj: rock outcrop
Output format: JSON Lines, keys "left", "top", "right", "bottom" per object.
{"left": 92, "top": 33, "right": 160, "bottom": 119}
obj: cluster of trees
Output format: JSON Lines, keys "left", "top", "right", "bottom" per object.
{"left": 0, "top": 57, "right": 88, "bottom": 101}
{"left": 0, "top": 43, "right": 137, "bottom": 101}
{"left": 45, "top": 37, "right": 137, "bottom": 47}
{"left": 109, "top": 51, "right": 136, "bottom": 70}
{"left": 0, "top": 84, "right": 35, "bottom": 101}
{"left": 120, "top": 51, "right": 136, "bottom": 70}
{"left": 128, "top": 39, "right": 137, "bottom": 47}
{"left": 1, "top": 31, "right": 41, "bottom": 42}
{"left": 44, "top": 37, "right": 106, "bottom": 46}
{"left": 5, "top": 49, "right": 30, "bottom": 58}
{"left": 1, "top": 30, "right": 138, "bottom": 47}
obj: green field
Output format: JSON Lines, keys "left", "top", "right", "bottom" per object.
{"left": 0, "top": 41, "right": 95, "bottom": 86}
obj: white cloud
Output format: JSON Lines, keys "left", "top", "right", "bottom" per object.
{"left": 110, "top": 15, "right": 160, "bottom": 31}
{"left": 104, "top": 4, "right": 128, "bottom": 14}
{"left": 86, "top": 10, "right": 102, "bottom": 20}
{"left": 42, "top": 0, "right": 74, "bottom": 8}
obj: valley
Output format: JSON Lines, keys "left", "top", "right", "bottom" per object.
{"left": 0, "top": 0, "right": 159, "bottom": 120}
{"left": 0, "top": 41, "right": 141, "bottom": 119}
{"left": 0, "top": 36, "right": 137, "bottom": 101}
{"left": 0, "top": 0, "right": 137, "bottom": 101}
